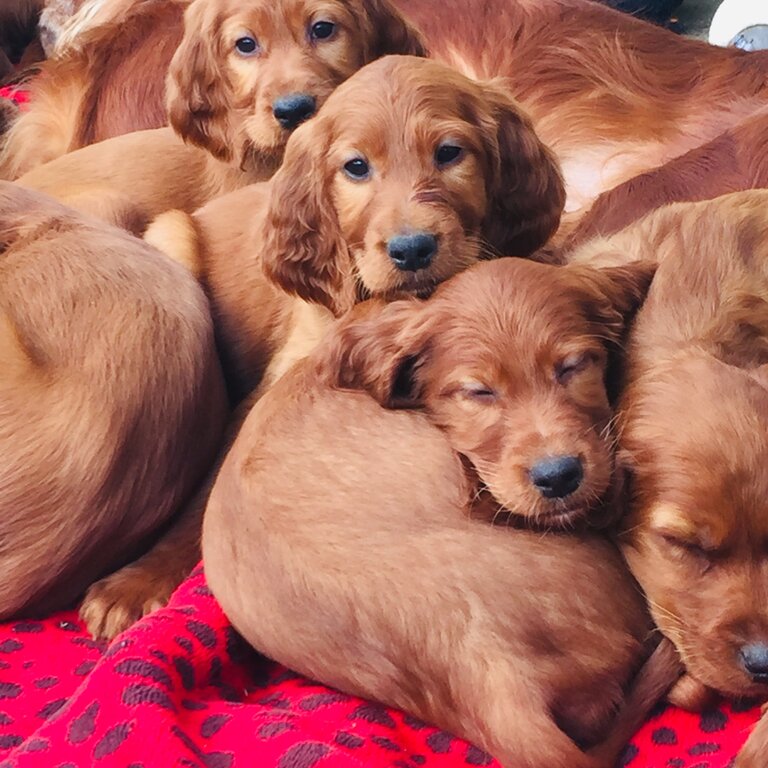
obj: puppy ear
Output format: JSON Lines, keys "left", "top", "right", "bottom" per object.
{"left": 261, "top": 120, "right": 355, "bottom": 317}
{"left": 362, "top": 0, "right": 428, "bottom": 59}
{"left": 315, "top": 299, "right": 435, "bottom": 407}
{"left": 166, "top": 3, "right": 234, "bottom": 162}
{"left": 479, "top": 80, "right": 566, "bottom": 256}
{"left": 572, "top": 260, "right": 658, "bottom": 342}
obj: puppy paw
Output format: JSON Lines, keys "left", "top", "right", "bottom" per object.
{"left": 667, "top": 673, "right": 719, "bottom": 712}
{"left": 79, "top": 565, "right": 180, "bottom": 640}
{"left": 734, "top": 712, "right": 768, "bottom": 768}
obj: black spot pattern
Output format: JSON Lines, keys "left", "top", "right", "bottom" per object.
{"left": 652, "top": 727, "right": 678, "bottom": 745}
{"left": 277, "top": 742, "right": 329, "bottom": 768}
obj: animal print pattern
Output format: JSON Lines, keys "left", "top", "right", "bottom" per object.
{"left": 0, "top": 565, "right": 760, "bottom": 768}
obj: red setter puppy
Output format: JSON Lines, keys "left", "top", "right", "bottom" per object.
{"left": 0, "top": 182, "right": 227, "bottom": 622}
{"left": 4, "top": 0, "right": 768, "bottom": 224}
{"left": 570, "top": 191, "right": 768, "bottom": 768}
{"left": 5, "top": 0, "right": 425, "bottom": 232}
{"left": 81, "top": 54, "right": 565, "bottom": 639}
{"left": 202, "top": 257, "right": 676, "bottom": 768}
{"left": 566, "top": 108, "right": 768, "bottom": 247}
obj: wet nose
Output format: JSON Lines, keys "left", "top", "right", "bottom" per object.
{"left": 740, "top": 643, "right": 768, "bottom": 682}
{"left": 529, "top": 456, "right": 584, "bottom": 499}
{"left": 387, "top": 233, "right": 437, "bottom": 272}
{"left": 272, "top": 93, "right": 316, "bottom": 130}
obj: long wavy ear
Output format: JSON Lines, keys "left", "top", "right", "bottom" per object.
{"left": 478, "top": 80, "right": 565, "bottom": 257}
{"left": 314, "top": 298, "right": 436, "bottom": 407}
{"left": 361, "top": 0, "right": 428, "bottom": 59}
{"left": 261, "top": 118, "right": 355, "bottom": 317}
{"left": 166, "top": 0, "right": 235, "bottom": 162}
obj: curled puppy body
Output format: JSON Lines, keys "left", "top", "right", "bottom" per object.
{"left": 202, "top": 257, "right": 676, "bottom": 768}
{"left": 0, "top": 182, "right": 227, "bottom": 620}
{"left": 568, "top": 190, "right": 768, "bottom": 767}
{"left": 83, "top": 53, "right": 566, "bottom": 639}
{"left": 8, "top": 0, "right": 426, "bottom": 232}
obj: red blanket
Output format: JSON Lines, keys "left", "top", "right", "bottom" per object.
{"left": 0, "top": 565, "right": 760, "bottom": 768}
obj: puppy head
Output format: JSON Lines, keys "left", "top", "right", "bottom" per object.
{"left": 262, "top": 55, "right": 565, "bottom": 317}
{"left": 166, "top": 0, "right": 425, "bottom": 166}
{"left": 619, "top": 355, "right": 768, "bottom": 699}
{"left": 316, "top": 257, "right": 655, "bottom": 529}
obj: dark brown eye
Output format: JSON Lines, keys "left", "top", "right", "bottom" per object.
{"left": 310, "top": 20, "right": 336, "bottom": 40}
{"left": 235, "top": 36, "right": 259, "bottom": 56}
{"left": 435, "top": 144, "right": 463, "bottom": 167}
{"left": 555, "top": 352, "right": 596, "bottom": 383}
{"left": 343, "top": 157, "right": 370, "bottom": 180}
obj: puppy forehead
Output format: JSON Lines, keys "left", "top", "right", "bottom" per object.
{"left": 325, "top": 58, "right": 485, "bottom": 137}
{"left": 429, "top": 260, "right": 601, "bottom": 361}
{"left": 220, "top": 0, "right": 355, "bottom": 35}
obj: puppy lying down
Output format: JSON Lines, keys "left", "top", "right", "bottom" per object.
{"left": 0, "top": 182, "right": 227, "bottom": 621}
{"left": 203, "top": 257, "right": 679, "bottom": 768}
{"left": 569, "top": 190, "right": 768, "bottom": 767}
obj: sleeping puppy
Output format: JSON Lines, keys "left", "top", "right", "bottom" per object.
{"left": 202, "top": 256, "right": 676, "bottom": 768}
{"left": 568, "top": 190, "right": 768, "bottom": 767}
{"left": 0, "top": 182, "right": 227, "bottom": 620}
{"left": 10, "top": 0, "right": 425, "bottom": 232}
{"left": 80, "top": 53, "right": 565, "bottom": 639}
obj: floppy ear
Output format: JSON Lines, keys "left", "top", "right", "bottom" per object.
{"left": 362, "top": 0, "right": 428, "bottom": 59}
{"left": 261, "top": 119, "right": 355, "bottom": 317}
{"left": 479, "top": 80, "right": 566, "bottom": 256}
{"left": 571, "top": 261, "right": 658, "bottom": 343}
{"left": 166, "top": 2, "right": 235, "bottom": 162}
{"left": 314, "top": 298, "right": 435, "bottom": 407}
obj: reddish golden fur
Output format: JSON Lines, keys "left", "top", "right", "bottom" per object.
{"left": 568, "top": 191, "right": 768, "bottom": 768}
{"left": 0, "top": 182, "right": 227, "bottom": 621}
{"left": 6, "top": 0, "right": 425, "bottom": 232}
{"left": 567, "top": 109, "right": 768, "bottom": 248}
{"left": 150, "top": 55, "right": 564, "bottom": 400}
{"left": 321, "top": 258, "right": 655, "bottom": 529}
{"left": 202, "top": 257, "right": 677, "bottom": 768}
{"left": 80, "top": 55, "right": 566, "bottom": 639}
{"left": 4, "top": 0, "right": 768, "bottom": 224}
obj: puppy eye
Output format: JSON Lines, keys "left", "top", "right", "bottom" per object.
{"left": 343, "top": 158, "right": 370, "bottom": 180}
{"left": 660, "top": 534, "right": 712, "bottom": 562}
{"left": 435, "top": 144, "right": 463, "bottom": 167}
{"left": 234, "top": 36, "right": 259, "bottom": 56}
{"left": 310, "top": 20, "right": 336, "bottom": 40}
{"left": 555, "top": 352, "right": 595, "bottom": 384}
{"left": 460, "top": 384, "right": 497, "bottom": 403}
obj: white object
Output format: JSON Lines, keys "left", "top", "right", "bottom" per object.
{"left": 709, "top": 0, "right": 768, "bottom": 48}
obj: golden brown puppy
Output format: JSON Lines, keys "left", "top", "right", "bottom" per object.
{"left": 81, "top": 54, "right": 565, "bottom": 639}
{"left": 0, "top": 181, "right": 227, "bottom": 620}
{"left": 6, "top": 0, "right": 768, "bottom": 228}
{"left": 566, "top": 191, "right": 768, "bottom": 768}
{"left": 8, "top": 0, "right": 425, "bottom": 232}
{"left": 202, "top": 257, "right": 676, "bottom": 768}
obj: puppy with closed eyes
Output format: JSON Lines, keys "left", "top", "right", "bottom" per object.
{"left": 202, "top": 257, "right": 676, "bottom": 768}
{"left": 80, "top": 54, "right": 565, "bottom": 639}
{"left": 10, "top": 0, "right": 425, "bottom": 232}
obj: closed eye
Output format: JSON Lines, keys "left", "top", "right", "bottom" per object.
{"left": 555, "top": 350, "right": 600, "bottom": 384}
{"left": 658, "top": 533, "right": 714, "bottom": 567}
{"left": 459, "top": 383, "right": 497, "bottom": 403}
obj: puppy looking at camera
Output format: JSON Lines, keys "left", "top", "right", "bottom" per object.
{"left": 81, "top": 54, "right": 565, "bottom": 639}
{"left": 10, "top": 0, "right": 426, "bottom": 232}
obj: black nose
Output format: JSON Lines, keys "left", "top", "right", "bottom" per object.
{"left": 387, "top": 233, "right": 437, "bottom": 272}
{"left": 272, "top": 93, "right": 316, "bottom": 130}
{"left": 740, "top": 643, "right": 768, "bottom": 683}
{"left": 529, "top": 456, "right": 584, "bottom": 499}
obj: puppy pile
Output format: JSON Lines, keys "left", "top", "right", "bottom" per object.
{"left": 1, "top": 0, "right": 767, "bottom": 766}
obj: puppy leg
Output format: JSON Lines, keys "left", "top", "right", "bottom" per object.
{"left": 667, "top": 672, "right": 719, "bottom": 711}
{"left": 734, "top": 711, "right": 768, "bottom": 768}
{"left": 79, "top": 391, "right": 258, "bottom": 639}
